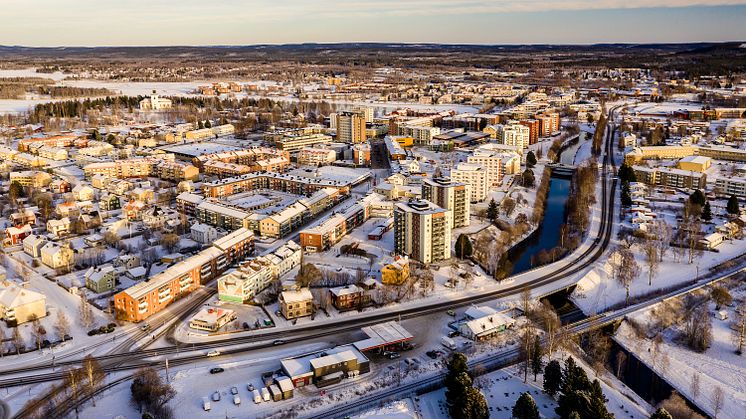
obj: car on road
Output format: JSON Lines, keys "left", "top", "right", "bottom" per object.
{"left": 140, "top": 323, "right": 151, "bottom": 332}
{"left": 206, "top": 350, "right": 221, "bottom": 357}
{"left": 247, "top": 383, "right": 255, "bottom": 392}
{"left": 233, "top": 395, "right": 241, "bottom": 405}
{"left": 272, "top": 339, "right": 286, "bottom": 346}
{"left": 446, "top": 309, "right": 456, "bottom": 317}
{"left": 211, "top": 391, "right": 221, "bottom": 402}
{"left": 230, "top": 386, "right": 238, "bottom": 395}
{"left": 209, "top": 367, "right": 224, "bottom": 374}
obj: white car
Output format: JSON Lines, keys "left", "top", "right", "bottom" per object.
{"left": 252, "top": 389, "right": 262, "bottom": 404}
{"left": 233, "top": 395, "right": 241, "bottom": 405}
{"left": 206, "top": 350, "right": 221, "bottom": 357}
{"left": 202, "top": 397, "right": 211, "bottom": 411}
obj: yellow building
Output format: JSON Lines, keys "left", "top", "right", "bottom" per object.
{"left": 677, "top": 156, "right": 712, "bottom": 173}
{"left": 381, "top": 256, "right": 410, "bottom": 286}
{"left": 0, "top": 283, "right": 47, "bottom": 326}
{"left": 392, "top": 136, "right": 414, "bottom": 147}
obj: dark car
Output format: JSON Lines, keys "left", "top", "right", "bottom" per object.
{"left": 209, "top": 367, "right": 225, "bottom": 374}
{"left": 426, "top": 350, "right": 439, "bottom": 359}
{"left": 272, "top": 340, "right": 286, "bottom": 346}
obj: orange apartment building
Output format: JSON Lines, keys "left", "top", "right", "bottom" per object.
{"left": 518, "top": 120, "right": 540, "bottom": 145}
{"left": 114, "top": 228, "right": 254, "bottom": 322}
{"left": 18, "top": 134, "right": 81, "bottom": 152}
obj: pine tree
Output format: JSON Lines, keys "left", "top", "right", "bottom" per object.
{"left": 512, "top": 392, "right": 540, "bottom": 419}
{"left": 587, "top": 379, "right": 613, "bottom": 419}
{"left": 702, "top": 201, "right": 712, "bottom": 222}
{"left": 205, "top": 120, "right": 212, "bottom": 128}
{"left": 198, "top": 120, "right": 204, "bottom": 129}
{"left": 455, "top": 234, "right": 473, "bottom": 259}
{"left": 445, "top": 353, "right": 470, "bottom": 417}
{"left": 727, "top": 195, "right": 740, "bottom": 215}
{"left": 543, "top": 360, "right": 563, "bottom": 397}
{"left": 617, "top": 163, "right": 637, "bottom": 183}
{"left": 487, "top": 199, "right": 499, "bottom": 223}
{"left": 522, "top": 169, "right": 536, "bottom": 188}
{"left": 531, "top": 335, "right": 543, "bottom": 381}
{"left": 466, "top": 386, "right": 489, "bottom": 419}
{"left": 526, "top": 151, "right": 537, "bottom": 168}
{"left": 689, "top": 189, "right": 706, "bottom": 207}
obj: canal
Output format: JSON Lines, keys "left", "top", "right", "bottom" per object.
{"left": 509, "top": 174, "right": 572, "bottom": 274}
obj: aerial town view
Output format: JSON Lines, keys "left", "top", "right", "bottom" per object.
{"left": 0, "top": 2, "right": 745, "bottom": 419}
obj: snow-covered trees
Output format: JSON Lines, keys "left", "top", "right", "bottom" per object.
{"left": 513, "top": 392, "right": 540, "bottom": 419}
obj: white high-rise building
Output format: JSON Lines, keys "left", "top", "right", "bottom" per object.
{"left": 499, "top": 124, "right": 530, "bottom": 149}
{"left": 394, "top": 200, "right": 452, "bottom": 264}
{"left": 451, "top": 163, "right": 488, "bottom": 202}
{"left": 422, "top": 177, "right": 470, "bottom": 228}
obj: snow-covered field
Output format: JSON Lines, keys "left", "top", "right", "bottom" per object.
{"left": 615, "top": 292, "right": 746, "bottom": 418}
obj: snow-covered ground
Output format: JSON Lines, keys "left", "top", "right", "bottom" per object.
{"left": 615, "top": 290, "right": 746, "bottom": 418}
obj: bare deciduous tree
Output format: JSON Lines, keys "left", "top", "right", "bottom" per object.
{"left": 55, "top": 311, "right": 71, "bottom": 341}
{"left": 712, "top": 386, "right": 724, "bottom": 418}
{"left": 643, "top": 239, "right": 659, "bottom": 286}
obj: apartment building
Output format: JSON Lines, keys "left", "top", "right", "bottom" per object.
{"left": 335, "top": 110, "right": 367, "bottom": 143}
{"left": 83, "top": 157, "right": 199, "bottom": 181}
{"left": 396, "top": 125, "right": 441, "bottom": 146}
{"left": 275, "top": 133, "right": 332, "bottom": 153}
{"left": 202, "top": 172, "right": 352, "bottom": 199}
{"left": 218, "top": 258, "right": 274, "bottom": 303}
{"left": 536, "top": 112, "right": 561, "bottom": 137}
{"left": 394, "top": 199, "right": 452, "bottom": 264}
{"left": 298, "top": 148, "right": 337, "bottom": 166}
{"left": 114, "top": 228, "right": 254, "bottom": 322}
{"left": 499, "top": 124, "right": 531, "bottom": 149}
{"left": 467, "top": 149, "right": 520, "bottom": 184}
{"left": 633, "top": 166, "right": 707, "bottom": 190}
{"left": 18, "top": 134, "right": 78, "bottom": 152}
{"left": 421, "top": 177, "right": 471, "bottom": 227}
{"left": 450, "top": 163, "right": 488, "bottom": 202}
{"left": 518, "top": 120, "right": 539, "bottom": 145}
{"left": 715, "top": 176, "right": 746, "bottom": 197}
{"left": 9, "top": 171, "right": 52, "bottom": 188}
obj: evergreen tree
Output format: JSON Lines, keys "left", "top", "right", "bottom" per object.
{"left": 526, "top": 151, "right": 537, "bottom": 168}
{"left": 727, "top": 194, "right": 740, "bottom": 215}
{"left": 543, "top": 360, "right": 563, "bottom": 397}
{"left": 522, "top": 169, "right": 536, "bottom": 188}
{"left": 487, "top": 199, "right": 499, "bottom": 223}
{"left": 587, "top": 379, "right": 613, "bottom": 419}
{"left": 531, "top": 335, "right": 543, "bottom": 381}
{"left": 689, "top": 189, "right": 706, "bottom": 207}
{"left": 620, "top": 183, "right": 632, "bottom": 206}
{"left": 197, "top": 120, "right": 204, "bottom": 129}
{"left": 617, "top": 163, "right": 637, "bottom": 183}
{"left": 649, "top": 408, "right": 674, "bottom": 419}
{"left": 205, "top": 120, "right": 212, "bottom": 128}
{"left": 466, "top": 386, "right": 489, "bottom": 419}
{"left": 702, "top": 201, "right": 712, "bottom": 222}
{"left": 455, "top": 234, "right": 473, "bottom": 259}
{"left": 8, "top": 181, "right": 24, "bottom": 204}
{"left": 445, "top": 353, "right": 471, "bottom": 417}
{"left": 512, "top": 392, "right": 540, "bottom": 419}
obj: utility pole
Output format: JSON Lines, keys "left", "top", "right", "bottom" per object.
{"left": 165, "top": 358, "right": 170, "bottom": 383}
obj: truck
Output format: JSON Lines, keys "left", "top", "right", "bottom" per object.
{"left": 253, "top": 389, "right": 262, "bottom": 404}
{"left": 441, "top": 336, "right": 457, "bottom": 350}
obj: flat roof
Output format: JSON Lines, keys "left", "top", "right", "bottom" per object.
{"left": 354, "top": 321, "right": 413, "bottom": 351}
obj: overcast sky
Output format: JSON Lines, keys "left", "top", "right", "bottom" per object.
{"left": 2, "top": 0, "right": 745, "bottom": 46}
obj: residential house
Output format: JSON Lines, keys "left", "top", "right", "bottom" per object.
{"left": 329, "top": 285, "right": 368, "bottom": 311}
{"left": 381, "top": 256, "right": 410, "bottom": 286}
{"left": 5, "top": 225, "right": 32, "bottom": 245}
{"left": 85, "top": 265, "right": 118, "bottom": 293}
{"left": 40, "top": 242, "right": 75, "bottom": 270}
{"left": 47, "top": 218, "right": 72, "bottom": 237}
{"left": 0, "top": 282, "right": 47, "bottom": 326}
{"left": 23, "top": 234, "right": 48, "bottom": 258}
{"left": 72, "top": 184, "right": 95, "bottom": 201}
{"left": 279, "top": 287, "right": 314, "bottom": 319}
{"left": 191, "top": 223, "right": 219, "bottom": 245}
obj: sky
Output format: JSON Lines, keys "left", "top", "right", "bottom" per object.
{"left": 1, "top": 0, "right": 745, "bottom": 46}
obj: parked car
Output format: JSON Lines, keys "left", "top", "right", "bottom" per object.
{"left": 261, "top": 387, "right": 270, "bottom": 402}
{"left": 247, "top": 383, "right": 255, "bottom": 392}
{"left": 387, "top": 352, "right": 400, "bottom": 359}
{"left": 209, "top": 367, "right": 224, "bottom": 374}
{"left": 426, "top": 350, "right": 439, "bottom": 359}
{"left": 230, "top": 386, "right": 238, "bottom": 395}
{"left": 202, "top": 397, "right": 211, "bottom": 411}
{"left": 252, "top": 389, "right": 262, "bottom": 404}
{"left": 211, "top": 391, "right": 221, "bottom": 402}
{"left": 207, "top": 350, "right": 221, "bottom": 357}
{"left": 233, "top": 395, "right": 241, "bottom": 405}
